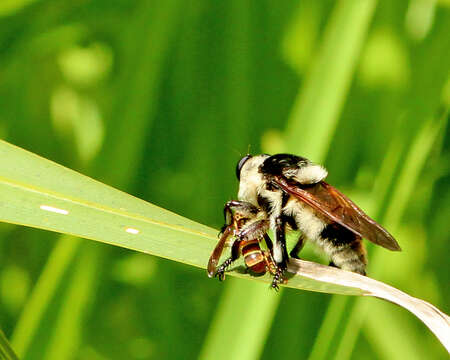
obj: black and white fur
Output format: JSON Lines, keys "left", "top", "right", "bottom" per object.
{"left": 236, "top": 154, "right": 367, "bottom": 283}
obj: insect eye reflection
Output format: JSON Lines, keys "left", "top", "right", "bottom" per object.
{"left": 235, "top": 154, "right": 252, "bottom": 180}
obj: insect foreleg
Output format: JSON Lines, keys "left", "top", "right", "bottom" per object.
{"left": 215, "top": 239, "right": 242, "bottom": 281}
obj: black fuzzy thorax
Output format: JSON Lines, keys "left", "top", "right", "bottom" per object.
{"left": 259, "top": 153, "right": 308, "bottom": 176}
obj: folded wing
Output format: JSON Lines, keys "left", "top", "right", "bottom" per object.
{"left": 273, "top": 176, "right": 401, "bottom": 251}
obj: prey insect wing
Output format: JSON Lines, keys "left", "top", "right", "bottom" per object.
{"left": 207, "top": 225, "right": 234, "bottom": 278}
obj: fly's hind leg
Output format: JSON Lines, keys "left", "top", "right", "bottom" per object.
{"left": 271, "top": 231, "right": 304, "bottom": 290}
{"left": 289, "top": 234, "right": 305, "bottom": 259}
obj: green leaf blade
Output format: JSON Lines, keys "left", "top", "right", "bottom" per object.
{"left": 0, "top": 140, "right": 216, "bottom": 268}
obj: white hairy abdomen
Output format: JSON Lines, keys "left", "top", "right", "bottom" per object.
{"left": 284, "top": 198, "right": 327, "bottom": 241}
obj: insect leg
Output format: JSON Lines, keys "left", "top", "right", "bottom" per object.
{"left": 215, "top": 239, "right": 242, "bottom": 281}
{"left": 263, "top": 233, "right": 273, "bottom": 253}
{"left": 262, "top": 233, "right": 278, "bottom": 275}
{"left": 289, "top": 234, "right": 305, "bottom": 259}
{"left": 273, "top": 216, "right": 289, "bottom": 268}
{"left": 271, "top": 216, "right": 289, "bottom": 290}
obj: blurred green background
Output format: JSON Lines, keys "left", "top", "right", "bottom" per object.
{"left": 0, "top": 0, "right": 449, "bottom": 359}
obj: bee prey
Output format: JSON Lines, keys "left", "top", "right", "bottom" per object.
{"left": 208, "top": 154, "right": 401, "bottom": 289}
{"left": 207, "top": 200, "right": 280, "bottom": 286}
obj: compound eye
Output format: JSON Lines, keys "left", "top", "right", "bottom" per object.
{"left": 236, "top": 154, "right": 252, "bottom": 180}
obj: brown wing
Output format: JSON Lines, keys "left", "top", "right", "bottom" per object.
{"left": 273, "top": 176, "right": 401, "bottom": 251}
{"left": 207, "top": 225, "right": 234, "bottom": 277}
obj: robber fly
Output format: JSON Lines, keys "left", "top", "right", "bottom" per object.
{"left": 207, "top": 200, "right": 278, "bottom": 283}
{"left": 208, "top": 154, "right": 401, "bottom": 289}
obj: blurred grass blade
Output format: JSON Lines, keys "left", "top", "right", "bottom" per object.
{"left": 199, "top": 280, "right": 280, "bottom": 360}
{"left": 0, "top": 329, "right": 19, "bottom": 360}
{"left": 93, "top": 0, "right": 181, "bottom": 187}
{"left": 307, "top": 296, "right": 348, "bottom": 360}
{"left": 383, "top": 114, "right": 448, "bottom": 231}
{"left": 43, "top": 247, "right": 98, "bottom": 360}
{"left": 285, "top": 0, "right": 377, "bottom": 161}
{"left": 11, "top": 236, "right": 80, "bottom": 356}
{"left": 334, "top": 110, "right": 449, "bottom": 359}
